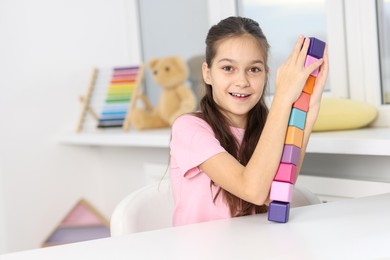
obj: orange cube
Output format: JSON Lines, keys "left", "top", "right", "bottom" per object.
{"left": 285, "top": 126, "right": 303, "bottom": 148}
{"left": 303, "top": 75, "right": 316, "bottom": 95}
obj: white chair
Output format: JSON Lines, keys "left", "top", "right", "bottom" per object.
{"left": 291, "top": 185, "right": 322, "bottom": 207}
{"left": 110, "top": 179, "right": 174, "bottom": 236}
{"left": 110, "top": 179, "right": 321, "bottom": 236}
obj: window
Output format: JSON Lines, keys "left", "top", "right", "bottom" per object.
{"left": 378, "top": 0, "right": 390, "bottom": 104}
{"left": 344, "top": 0, "right": 389, "bottom": 126}
{"left": 137, "top": 0, "right": 209, "bottom": 105}
{"left": 208, "top": 0, "right": 390, "bottom": 126}
{"left": 237, "top": 0, "right": 330, "bottom": 94}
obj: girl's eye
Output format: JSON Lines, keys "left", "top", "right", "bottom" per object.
{"left": 250, "top": 67, "right": 262, "bottom": 73}
{"left": 222, "top": 66, "right": 233, "bottom": 72}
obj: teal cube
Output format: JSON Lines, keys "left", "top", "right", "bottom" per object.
{"left": 288, "top": 108, "right": 307, "bottom": 130}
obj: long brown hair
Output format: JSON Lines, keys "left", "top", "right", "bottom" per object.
{"left": 197, "top": 16, "right": 270, "bottom": 216}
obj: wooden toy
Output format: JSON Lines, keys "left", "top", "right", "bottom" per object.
{"left": 281, "top": 144, "right": 301, "bottom": 166}
{"left": 288, "top": 108, "right": 307, "bottom": 130}
{"left": 305, "top": 55, "right": 320, "bottom": 77}
{"left": 274, "top": 163, "right": 297, "bottom": 184}
{"left": 268, "top": 37, "right": 325, "bottom": 223}
{"left": 293, "top": 92, "right": 311, "bottom": 112}
{"left": 76, "top": 65, "right": 144, "bottom": 132}
{"left": 268, "top": 201, "right": 290, "bottom": 223}
{"left": 303, "top": 75, "right": 316, "bottom": 94}
{"left": 42, "top": 199, "right": 109, "bottom": 247}
{"left": 307, "top": 37, "right": 326, "bottom": 58}
{"left": 284, "top": 126, "right": 304, "bottom": 148}
{"left": 270, "top": 181, "right": 294, "bottom": 202}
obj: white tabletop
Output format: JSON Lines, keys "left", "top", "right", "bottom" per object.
{"left": 2, "top": 193, "right": 390, "bottom": 260}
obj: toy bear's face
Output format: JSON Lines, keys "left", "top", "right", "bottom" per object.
{"left": 149, "top": 57, "right": 188, "bottom": 89}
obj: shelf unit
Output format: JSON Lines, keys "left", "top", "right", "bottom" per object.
{"left": 307, "top": 127, "right": 390, "bottom": 156}
{"left": 58, "top": 127, "right": 390, "bottom": 202}
{"left": 59, "top": 128, "right": 171, "bottom": 148}
{"left": 58, "top": 127, "right": 390, "bottom": 156}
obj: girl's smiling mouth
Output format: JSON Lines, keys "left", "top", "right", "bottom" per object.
{"left": 229, "top": 92, "right": 251, "bottom": 98}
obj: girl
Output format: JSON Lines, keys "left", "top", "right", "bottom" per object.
{"left": 170, "top": 16, "right": 328, "bottom": 226}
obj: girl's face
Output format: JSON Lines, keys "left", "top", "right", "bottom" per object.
{"left": 202, "top": 35, "right": 267, "bottom": 128}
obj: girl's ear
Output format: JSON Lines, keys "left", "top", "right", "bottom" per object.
{"left": 202, "top": 62, "right": 212, "bottom": 85}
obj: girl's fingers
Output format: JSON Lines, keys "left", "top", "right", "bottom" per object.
{"left": 287, "top": 35, "right": 305, "bottom": 62}
{"left": 304, "top": 42, "right": 328, "bottom": 79}
{"left": 313, "top": 45, "right": 329, "bottom": 87}
{"left": 297, "top": 38, "right": 311, "bottom": 65}
{"left": 310, "top": 46, "right": 329, "bottom": 101}
{"left": 277, "top": 37, "right": 328, "bottom": 104}
{"left": 305, "top": 58, "right": 324, "bottom": 78}
{"left": 321, "top": 45, "right": 329, "bottom": 73}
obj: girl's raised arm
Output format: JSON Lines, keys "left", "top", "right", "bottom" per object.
{"left": 200, "top": 37, "right": 328, "bottom": 205}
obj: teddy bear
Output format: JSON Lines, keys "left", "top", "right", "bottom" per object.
{"left": 130, "top": 56, "right": 197, "bottom": 130}
{"left": 187, "top": 54, "right": 205, "bottom": 110}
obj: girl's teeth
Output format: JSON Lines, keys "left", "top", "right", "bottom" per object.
{"left": 231, "top": 93, "right": 248, "bottom": 97}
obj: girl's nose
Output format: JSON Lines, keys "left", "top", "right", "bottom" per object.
{"left": 235, "top": 71, "right": 249, "bottom": 88}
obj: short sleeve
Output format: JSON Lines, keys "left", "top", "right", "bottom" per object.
{"left": 170, "top": 114, "right": 226, "bottom": 178}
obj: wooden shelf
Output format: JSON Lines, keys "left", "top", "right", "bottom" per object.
{"left": 308, "top": 127, "right": 390, "bottom": 156}
{"left": 58, "top": 127, "right": 390, "bottom": 156}
{"left": 58, "top": 128, "right": 171, "bottom": 148}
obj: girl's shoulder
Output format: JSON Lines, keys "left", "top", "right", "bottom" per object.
{"left": 173, "top": 113, "right": 208, "bottom": 128}
{"left": 172, "top": 113, "right": 213, "bottom": 134}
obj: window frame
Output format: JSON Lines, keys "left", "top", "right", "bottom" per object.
{"left": 344, "top": 0, "right": 381, "bottom": 104}
{"left": 344, "top": 0, "right": 390, "bottom": 127}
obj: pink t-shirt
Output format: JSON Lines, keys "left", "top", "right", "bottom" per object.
{"left": 170, "top": 114, "right": 245, "bottom": 226}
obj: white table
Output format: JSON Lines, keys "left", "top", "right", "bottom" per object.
{"left": 2, "top": 193, "right": 390, "bottom": 259}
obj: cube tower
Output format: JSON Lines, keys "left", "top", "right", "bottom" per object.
{"left": 268, "top": 37, "right": 325, "bottom": 223}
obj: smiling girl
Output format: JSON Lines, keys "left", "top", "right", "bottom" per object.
{"left": 169, "top": 16, "right": 328, "bottom": 226}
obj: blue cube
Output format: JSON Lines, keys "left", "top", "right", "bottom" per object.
{"left": 288, "top": 108, "right": 307, "bottom": 130}
{"left": 268, "top": 201, "right": 290, "bottom": 223}
{"left": 308, "top": 37, "right": 326, "bottom": 59}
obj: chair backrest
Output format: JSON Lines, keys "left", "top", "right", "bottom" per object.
{"left": 291, "top": 185, "right": 322, "bottom": 207}
{"left": 110, "top": 179, "right": 321, "bottom": 236}
{"left": 110, "top": 179, "right": 174, "bottom": 237}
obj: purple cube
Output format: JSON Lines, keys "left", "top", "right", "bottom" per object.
{"left": 268, "top": 201, "right": 290, "bottom": 223}
{"left": 308, "top": 37, "right": 326, "bottom": 59}
{"left": 281, "top": 144, "right": 301, "bottom": 166}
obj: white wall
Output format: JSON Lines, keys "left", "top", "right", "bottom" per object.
{"left": 0, "top": 0, "right": 146, "bottom": 253}
{"left": 0, "top": 166, "right": 6, "bottom": 253}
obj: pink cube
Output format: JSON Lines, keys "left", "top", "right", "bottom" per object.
{"left": 304, "top": 55, "right": 320, "bottom": 77}
{"left": 274, "top": 163, "right": 298, "bottom": 184}
{"left": 270, "top": 181, "right": 294, "bottom": 203}
{"left": 293, "top": 92, "right": 311, "bottom": 112}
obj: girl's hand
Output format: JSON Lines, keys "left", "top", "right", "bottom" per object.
{"left": 274, "top": 36, "right": 324, "bottom": 105}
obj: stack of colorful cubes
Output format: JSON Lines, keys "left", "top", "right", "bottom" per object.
{"left": 268, "top": 37, "right": 326, "bottom": 223}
